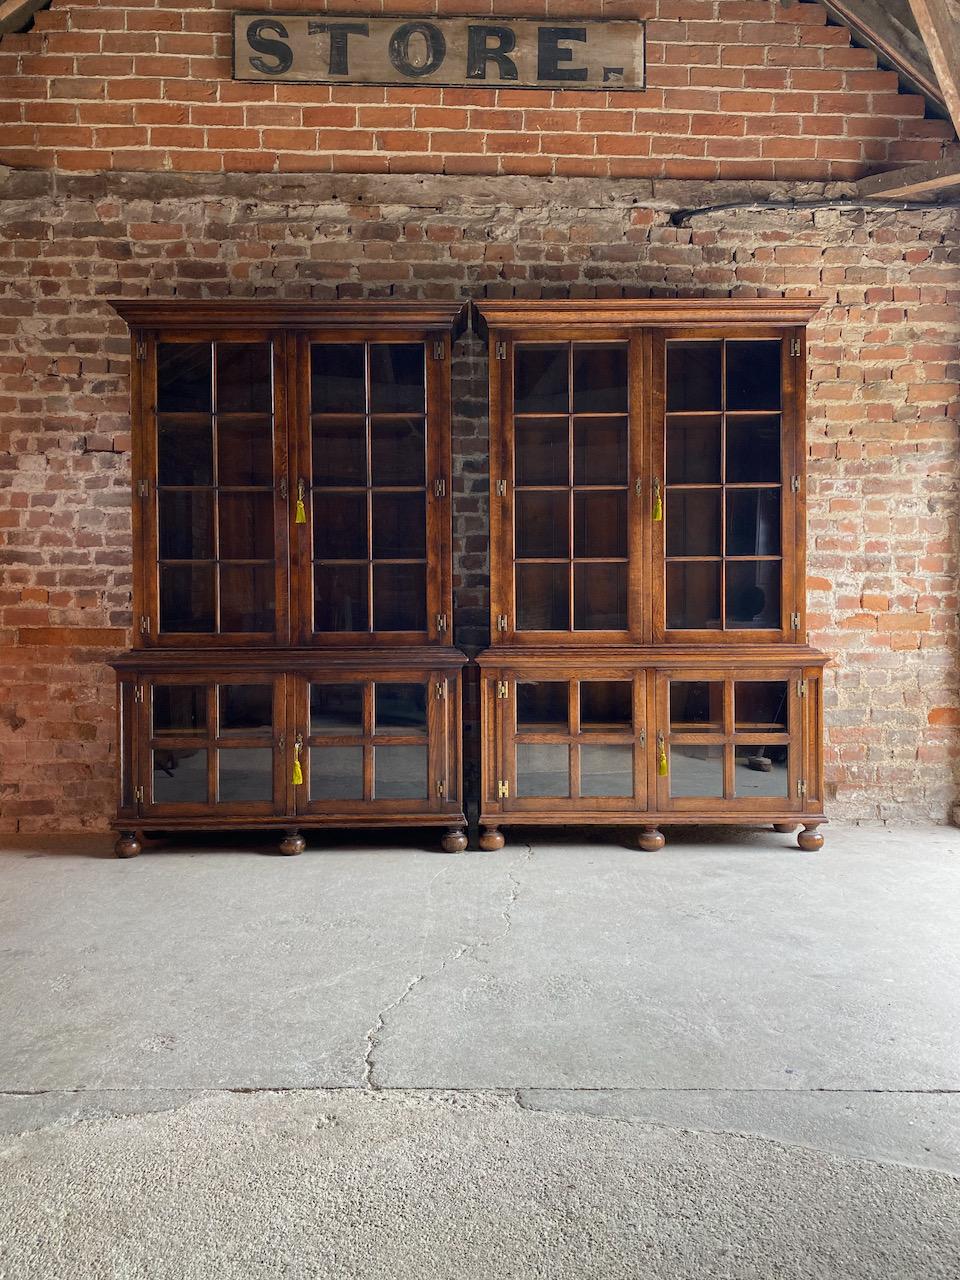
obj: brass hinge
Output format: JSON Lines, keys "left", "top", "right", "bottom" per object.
{"left": 494, "top": 479, "right": 507, "bottom": 496}
{"left": 496, "top": 679, "right": 509, "bottom": 699}
{"left": 495, "top": 340, "right": 507, "bottom": 360}
{"left": 435, "top": 680, "right": 446, "bottom": 700}
{"left": 436, "top": 779, "right": 445, "bottom": 796}
{"left": 434, "top": 477, "right": 446, "bottom": 499}
{"left": 791, "top": 338, "right": 802, "bottom": 357}
{"left": 791, "top": 474, "right": 800, "bottom": 493}
{"left": 135, "top": 785, "right": 144, "bottom": 803}
{"left": 139, "top": 615, "right": 150, "bottom": 635}
{"left": 497, "top": 614, "right": 508, "bottom": 631}
{"left": 133, "top": 684, "right": 143, "bottom": 703}
{"left": 137, "top": 479, "right": 149, "bottom": 499}
{"left": 135, "top": 338, "right": 146, "bottom": 361}
{"left": 436, "top": 612, "right": 448, "bottom": 633}
{"left": 497, "top": 779, "right": 509, "bottom": 799}
{"left": 797, "top": 679, "right": 807, "bottom": 698}
{"left": 797, "top": 778, "right": 806, "bottom": 798}
{"left": 791, "top": 612, "right": 801, "bottom": 631}
{"left": 433, "top": 339, "right": 445, "bottom": 361}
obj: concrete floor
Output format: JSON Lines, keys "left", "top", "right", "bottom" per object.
{"left": 1, "top": 823, "right": 959, "bottom": 1277}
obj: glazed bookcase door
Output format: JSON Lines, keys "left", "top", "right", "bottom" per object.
{"left": 492, "top": 334, "right": 643, "bottom": 643}
{"left": 138, "top": 675, "right": 286, "bottom": 817}
{"left": 496, "top": 672, "right": 647, "bottom": 812}
{"left": 652, "top": 330, "right": 802, "bottom": 644}
{"left": 654, "top": 669, "right": 805, "bottom": 813}
{"left": 293, "top": 672, "right": 456, "bottom": 815}
{"left": 294, "top": 332, "right": 452, "bottom": 646}
{"left": 138, "top": 332, "right": 289, "bottom": 646}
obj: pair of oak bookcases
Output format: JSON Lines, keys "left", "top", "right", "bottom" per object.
{"left": 109, "top": 297, "right": 827, "bottom": 858}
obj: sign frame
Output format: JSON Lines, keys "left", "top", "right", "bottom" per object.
{"left": 231, "top": 12, "right": 647, "bottom": 93}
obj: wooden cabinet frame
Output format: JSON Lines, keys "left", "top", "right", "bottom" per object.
{"left": 109, "top": 301, "right": 468, "bottom": 858}
{"left": 475, "top": 298, "right": 829, "bottom": 854}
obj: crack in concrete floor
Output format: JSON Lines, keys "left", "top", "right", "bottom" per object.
{"left": 361, "top": 843, "right": 534, "bottom": 1089}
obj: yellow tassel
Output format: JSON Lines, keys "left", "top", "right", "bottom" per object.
{"left": 295, "top": 497, "right": 306, "bottom": 525}
{"left": 292, "top": 759, "right": 303, "bottom": 786}
{"left": 652, "top": 483, "right": 663, "bottom": 522}
{"left": 657, "top": 734, "right": 668, "bottom": 777}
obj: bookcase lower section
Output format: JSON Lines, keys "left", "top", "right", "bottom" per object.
{"left": 110, "top": 648, "right": 467, "bottom": 857}
{"left": 477, "top": 646, "right": 828, "bottom": 853}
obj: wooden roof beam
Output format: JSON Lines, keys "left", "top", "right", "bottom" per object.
{"left": 0, "top": 0, "right": 48, "bottom": 36}
{"left": 857, "top": 151, "right": 960, "bottom": 197}
{"left": 907, "top": 0, "right": 960, "bottom": 136}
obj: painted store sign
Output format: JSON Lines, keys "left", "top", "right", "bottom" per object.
{"left": 232, "top": 14, "right": 646, "bottom": 90}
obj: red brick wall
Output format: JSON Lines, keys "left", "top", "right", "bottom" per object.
{"left": 0, "top": 171, "right": 958, "bottom": 831}
{"left": 0, "top": 0, "right": 954, "bottom": 180}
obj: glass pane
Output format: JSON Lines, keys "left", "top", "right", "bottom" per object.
{"left": 727, "top": 416, "right": 781, "bottom": 483}
{"left": 580, "top": 682, "right": 632, "bottom": 731}
{"left": 726, "top": 561, "right": 781, "bottom": 629}
{"left": 727, "top": 341, "right": 781, "bottom": 412}
{"left": 666, "top": 415, "right": 721, "bottom": 485}
{"left": 153, "top": 685, "right": 206, "bottom": 736}
{"left": 572, "top": 343, "right": 628, "bottom": 413}
{"left": 574, "top": 491, "right": 626, "bottom": 559}
{"left": 726, "top": 488, "right": 781, "bottom": 557}
{"left": 219, "top": 492, "right": 273, "bottom": 560}
{"left": 517, "top": 743, "right": 570, "bottom": 797}
{"left": 159, "top": 490, "right": 213, "bottom": 561}
{"left": 574, "top": 417, "right": 627, "bottom": 486}
{"left": 734, "top": 743, "right": 789, "bottom": 798}
{"left": 312, "top": 417, "right": 367, "bottom": 488}
{"left": 374, "top": 744, "right": 427, "bottom": 799}
{"left": 375, "top": 683, "right": 427, "bottom": 734}
{"left": 158, "top": 416, "right": 212, "bottom": 486}
{"left": 666, "top": 562, "right": 721, "bottom": 630}
{"left": 218, "top": 416, "right": 272, "bottom": 487}
{"left": 670, "top": 682, "right": 724, "bottom": 732}
{"left": 218, "top": 747, "right": 273, "bottom": 803}
{"left": 736, "top": 682, "right": 789, "bottom": 732}
{"left": 314, "top": 564, "right": 368, "bottom": 632}
{"left": 159, "top": 564, "right": 215, "bottom": 633}
{"left": 216, "top": 343, "right": 272, "bottom": 414}
{"left": 514, "top": 345, "right": 568, "bottom": 414}
{"left": 311, "top": 684, "right": 363, "bottom": 735}
{"left": 153, "top": 748, "right": 207, "bottom": 804}
{"left": 219, "top": 684, "right": 272, "bottom": 736}
{"left": 666, "top": 342, "right": 721, "bottom": 413}
{"left": 157, "top": 343, "right": 211, "bottom": 413}
{"left": 373, "top": 563, "right": 425, "bottom": 631}
{"left": 219, "top": 564, "right": 274, "bottom": 632}
{"left": 311, "top": 344, "right": 365, "bottom": 414}
{"left": 311, "top": 745, "right": 363, "bottom": 800}
{"left": 516, "top": 419, "right": 568, "bottom": 486}
{"left": 516, "top": 562, "right": 569, "bottom": 630}
{"left": 516, "top": 491, "right": 568, "bottom": 559}
{"left": 517, "top": 682, "right": 568, "bottom": 731}
{"left": 666, "top": 490, "right": 721, "bottom": 558}
{"left": 669, "top": 745, "right": 723, "bottom": 799}
{"left": 574, "top": 562, "right": 626, "bottom": 630}
{"left": 314, "top": 493, "right": 367, "bottom": 560}
{"left": 372, "top": 493, "right": 425, "bottom": 559}
{"left": 371, "top": 417, "right": 425, "bottom": 486}
{"left": 370, "top": 344, "right": 424, "bottom": 414}
{"left": 580, "top": 744, "right": 633, "bottom": 797}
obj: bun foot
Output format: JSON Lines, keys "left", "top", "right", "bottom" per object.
{"left": 479, "top": 826, "right": 505, "bottom": 852}
{"left": 797, "top": 824, "right": 824, "bottom": 852}
{"left": 279, "top": 830, "right": 306, "bottom": 856}
{"left": 773, "top": 823, "right": 799, "bottom": 834}
{"left": 115, "top": 832, "right": 142, "bottom": 859}
{"left": 636, "top": 827, "right": 665, "bottom": 852}
{"left": 441, "top": 828, "right": 468, "bottom": 854}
